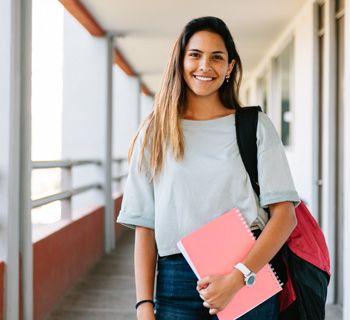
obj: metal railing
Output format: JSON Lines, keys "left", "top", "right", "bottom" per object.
{"left": 113, "top": 158, "right": 129, "bottom": 191}
{"left": 31, "top": 158, "right": 128, "bottom": 219}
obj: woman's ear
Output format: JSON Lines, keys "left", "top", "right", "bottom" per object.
{"left": 228, "top": 59, "right": 236, "bottom": 74}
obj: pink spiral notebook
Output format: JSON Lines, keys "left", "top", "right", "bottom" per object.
{"left": 177, "top": 208, "right": 282, "bottom": 320}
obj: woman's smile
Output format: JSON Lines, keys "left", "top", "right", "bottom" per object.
{"left": 193, "top": 75, "right": 216, "bottom": 81}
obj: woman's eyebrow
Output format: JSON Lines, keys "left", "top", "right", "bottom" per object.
{"left": 212, "top": 51, "right": 226, "bottom": 55}
{"left": 187, "top": 49, "right": 226, "bottom": 55}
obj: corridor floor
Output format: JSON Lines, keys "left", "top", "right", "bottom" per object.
{"left": 46, "top": 228, "right": 342, "bottom": 320}
{"left": 46, "top": 228, "right": 137, "bottom": 320}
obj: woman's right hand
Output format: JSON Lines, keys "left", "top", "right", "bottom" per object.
{"left": 137, "top": 303, "right": 156, "bottom": 320}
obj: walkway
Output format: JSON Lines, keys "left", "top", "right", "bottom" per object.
{"left": 46, "top": 228, "right": 137, "bottom": 320}
{"left": 46, "top": 228, "right": 342, "bottom": 320}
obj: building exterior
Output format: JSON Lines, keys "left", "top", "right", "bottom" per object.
{"left": 0, "top": 0, "right": 349, "bottom": 319}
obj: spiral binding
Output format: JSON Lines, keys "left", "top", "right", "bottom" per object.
{"left": 267, "top": 263, "right": 284, "bottom": 289}
{"left": 236, "top": 209, "right": 256, "bottom": 241}
{"left": 235, "top": 208, "right": 283, "bottom": 290}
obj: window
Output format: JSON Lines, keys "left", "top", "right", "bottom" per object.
{"left": 257, "top": 73, "right": 269, "bottom": 114}
{"left": 277, "top": 42, "right": 293, "bottom": 146}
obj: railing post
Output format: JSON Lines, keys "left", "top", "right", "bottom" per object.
{"left": 61, "top": 164, "right": 72, "bottom": 219}
{"left": 116, "top": 159, "right": 122, "bottom": 192}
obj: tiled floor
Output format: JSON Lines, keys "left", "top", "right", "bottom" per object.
{"left": 46, "top": 228, "right": 342, "bottom": 320}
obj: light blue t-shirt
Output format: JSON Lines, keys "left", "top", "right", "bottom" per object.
{"left": 117, "top": 112, "right": 300, "bottom": 257}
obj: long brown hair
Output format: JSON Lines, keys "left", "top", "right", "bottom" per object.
{"left": 129, "top": 16, "right": 243, "bottom": 180}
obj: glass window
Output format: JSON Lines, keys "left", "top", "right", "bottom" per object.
{"left": 278, "top": 42, "right": 293, "bottom": 146}
{"left": 257, "top": 74, "right": 269, "bottom": 114}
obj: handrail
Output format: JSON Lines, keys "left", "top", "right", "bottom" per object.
{"left": 32, "top": 183, "right": 102, "bottom": 208}
{"left": 112, "top": 158, "right": 128, "bottom": 183}
{"left": 32, "top": 159, "right": 103, "bottom": 212}
{"left": 32, "top": 159, "right": 102, "bottom": 169}
{"left": 31, "top": 158, "right": 128, "bottom": 211}
{"left": 113, "top": 173, "right": 128, "bottom": 182}
{"left": 113, "top": 157, "right": 128, "bottom": 163}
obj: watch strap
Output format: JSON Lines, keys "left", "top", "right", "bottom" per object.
{"left": 234, "top": 262, "right": 251, "bottom": 277}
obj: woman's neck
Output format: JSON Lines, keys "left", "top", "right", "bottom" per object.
{"left": 184, "top": 91, "right": 235, "bottom": 120}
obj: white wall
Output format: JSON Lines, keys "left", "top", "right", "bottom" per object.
{"left": 242, "top": 0, "right": 350, "bottom": 310}
{"left": 140, "top": 92, "right": 154, "bottom": 124}
{"left": 242, "top": 1, "right": 315, "bottom": 209}
{"left": 112, "top": 65, "right": 140, "bottom": 160}
{"left": 62, "top": 11, "right": 108, "bottom": 210}
{"left": 285, "top": 3, "right": 314, "bottom": 206}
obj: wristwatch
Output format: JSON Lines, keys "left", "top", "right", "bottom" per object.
{"left": 234, "top": 263, "right": 257, "bottom": 287}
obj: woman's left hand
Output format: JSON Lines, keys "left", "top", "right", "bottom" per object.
{"left": 196, "top": 269, "right": 244, "bottom": 314}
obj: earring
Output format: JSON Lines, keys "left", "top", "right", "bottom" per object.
{"left": 226, "top": 75, "right": 230, "bottom": 83}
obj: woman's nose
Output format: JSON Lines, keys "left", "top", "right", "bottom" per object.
{"left": 199, "top": 57, "right": 212, "bottom": 71}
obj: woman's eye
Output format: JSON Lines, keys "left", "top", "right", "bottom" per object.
{"left": 189, "top": 53, "right": 200, "bottom": 57}
{"left": 213, "top": 55, "right": 224, "bottom": 60}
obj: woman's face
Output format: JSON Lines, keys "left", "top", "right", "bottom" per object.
{"left": 183, "top": 30, "right": 234, "bottom": 100}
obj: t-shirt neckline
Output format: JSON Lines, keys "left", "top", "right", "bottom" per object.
{"left": 182, "top": 114, "right": 235, "bottom": 127}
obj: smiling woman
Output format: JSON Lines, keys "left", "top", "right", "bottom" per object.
{"left": 183, "top": 31, "right": 235, "bottom": 119}
{"left": 117, "top": 16, "right": 299, "bottom": 320}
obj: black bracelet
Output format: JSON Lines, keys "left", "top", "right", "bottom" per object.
{"left": 135, "top": 299, "right": 155, "bottom": 309}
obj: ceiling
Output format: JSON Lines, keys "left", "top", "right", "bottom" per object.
{"left": 81, "top": 0, "right": 307, "bottom": 94}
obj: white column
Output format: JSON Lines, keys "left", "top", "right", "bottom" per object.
{"left": 322, "top": 0, "right": 337, "bottom": 304}
{"left": 0, "top": 0, "right": 33, "bottom": 319}
{"left": 19, "top": 0, "right": 34, "bottom": 318}
{"left": 342, "top": 0, "right": 350, "bottom": 317}
{"left": 104, "top": 35, "right": 115, "bottom": 252}
{"left": 0, "top": 1, "right": 19, "bottom": 318}
{"left": 136, "top": 78, "right": 142, "bottom": 126}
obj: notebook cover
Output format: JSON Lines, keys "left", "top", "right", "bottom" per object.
{"left": 177, "top": 208, "right": 282, "bottom": 320}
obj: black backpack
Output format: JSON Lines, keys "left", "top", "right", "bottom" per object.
{"left": 235, "top": 106, "right": 330, "bottom": 320}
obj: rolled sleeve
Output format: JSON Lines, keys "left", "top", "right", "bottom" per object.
{"left": 117, "top": 210, "right": 155, "bottom": 229}
{"left": 116, "top": 129, "right": 155, "bottom": 230}
{"left": 257, "top": 113, "right": 300, "bottom": 208}
{"left": 260, "top": 191, "right": 300, "bottom": 208}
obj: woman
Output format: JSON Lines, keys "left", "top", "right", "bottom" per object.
{"left": 117, "top": 16, "right": 299, "bottom": 320}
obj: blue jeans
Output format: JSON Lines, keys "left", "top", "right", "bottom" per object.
{"left": 155, "top": 254, "right": 279, "bottom": 320}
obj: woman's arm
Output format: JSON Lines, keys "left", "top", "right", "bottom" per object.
{"left": 135, "top": 226, "right": 157, "bottom": 320}
{"left": 197, "top": 201, "right": 297, "bottom": 315}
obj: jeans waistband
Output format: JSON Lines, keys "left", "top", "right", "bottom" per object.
{"left": 158, "top": 253, "right": 183, "bottom": 261}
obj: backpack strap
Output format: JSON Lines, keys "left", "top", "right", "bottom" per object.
{"left": 235, "top": 106, "right": 262, "bottom": 197}
{"left": 236, "top": 106, "right": 289, "bottom": 292}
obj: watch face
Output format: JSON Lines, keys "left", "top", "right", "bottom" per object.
{"left": 246, "top": 273, "right": 257, "bottom": 287}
